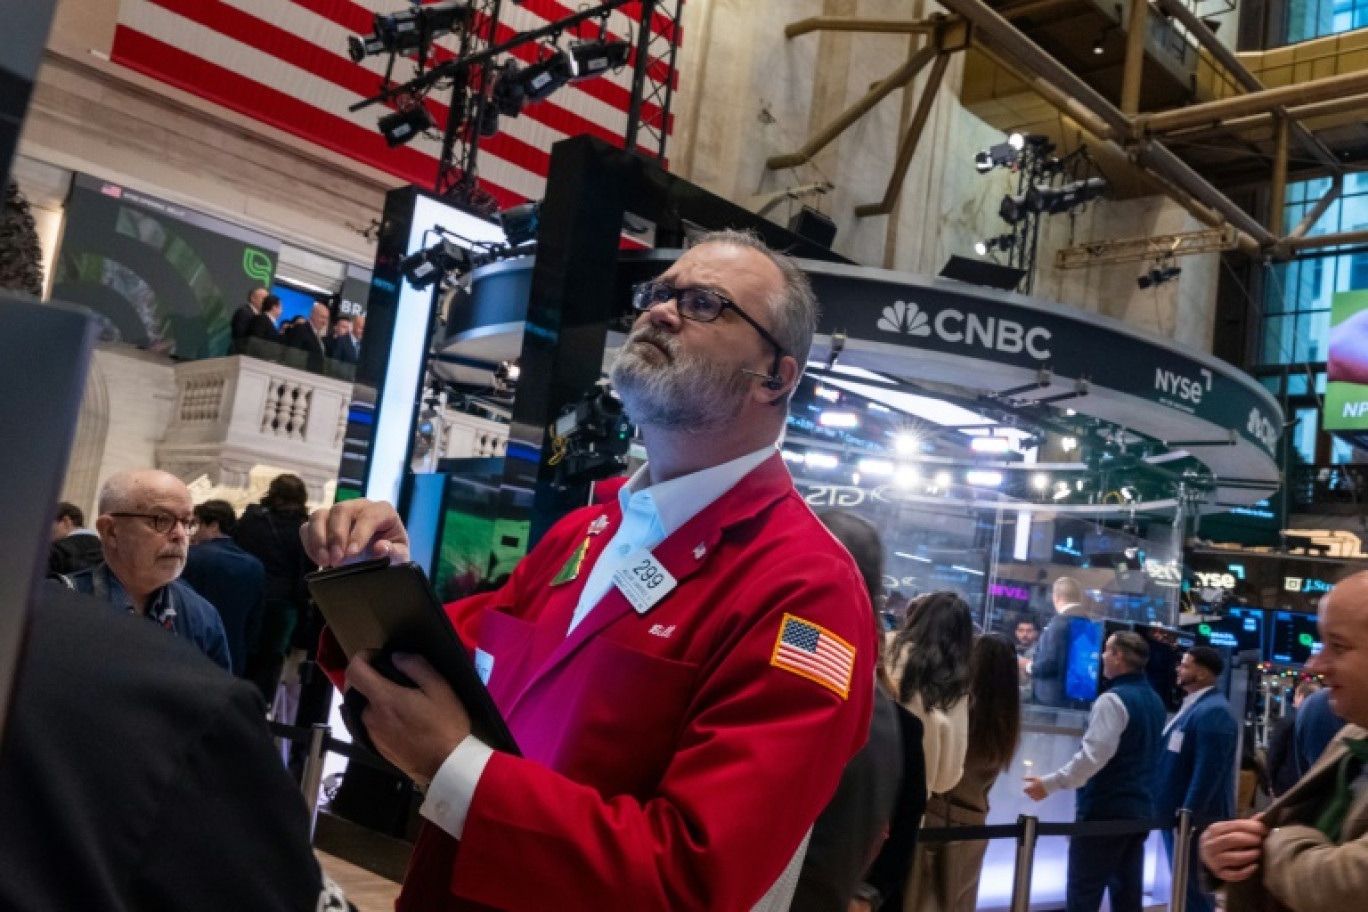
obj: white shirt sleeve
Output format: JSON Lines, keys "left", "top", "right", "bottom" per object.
{"left": 418, "top": 736, "right": 495, "bottom": 838}
{"left": 1041, "top": 692, "right": 1130, "bottom": 794}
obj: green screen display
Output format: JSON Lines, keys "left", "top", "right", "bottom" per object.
{"left": 1325, "top": 288, "right": 1368, "bottom": 430}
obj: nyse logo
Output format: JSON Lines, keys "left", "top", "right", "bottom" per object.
{"left": 1155, "top": 367, "right": 1212, "bottom": 404}
{"left": 1194, "top": 571, "right": 1236, "bottom": 590}
{"left": 877, "top": 301, "right": 1052, "bottom": 360}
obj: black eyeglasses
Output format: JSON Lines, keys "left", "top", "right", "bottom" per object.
{"left": 631, "top": 280, "right": 788, "bottom": 367}
{"left": 109, "top": 512, "right": 199, "bottom": 535}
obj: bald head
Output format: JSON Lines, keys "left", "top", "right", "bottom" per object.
{"left": 309, "top": 304, "right": 330, "bottom": 333}
{"left": 95, "top": 470, "right": 195, "bottom": 609}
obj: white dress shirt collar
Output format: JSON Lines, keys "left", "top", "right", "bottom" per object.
{"left": 617, "top": 445, "right": 775, "bottom": 540}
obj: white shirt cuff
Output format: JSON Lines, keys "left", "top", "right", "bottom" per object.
{"left": 418, "top": 736, "right": 495, "bottom": 839}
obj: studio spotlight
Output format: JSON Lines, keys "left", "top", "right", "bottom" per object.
{"left": 494, "top": 360, "right": 521, "bottom": 389}
{"left": 516, "top": 48, "right": 573, "bottom": 103}
{"left": 372, "top": 1, "right": 474, "bottom": 56}
{"left": 975, "top": 234, "right": 1016, "bottom": 257}
{"left": 348, "top": 34, "right": 387, "bottom": 62}
{"left": 999, "top": 194, "right": 1027, "bottom": 225}
{"left": 975, "top": 151, "right": 994, "bottom": 173}
{"left": 1093, "top": 34, "right": 1106, "bottom": 55}
{"left": 1137, "top": 263, "right": 1181, "bottom": 289}
{"left": 491, "top": 60, "right": 526, "bottom": 117}
{"left": 974, "top": 240, "right": 990, "bottom": 256}
{"left": 1032, "top": 473, "right": 1050, "bottom": 491}
{"left": 566, "top": 38, "right": 631, "bottom": 81}
{"left": 499, "top": 201, "right": 540, "bottom": 247}
{"left": 377, "top": 100, "right": 434, "bottom": 148}
{"left": 399, "top": 239, "right": 474, "bottom": 290}
{"left": 477, "top": 101, "right": 501, "bottom": 138}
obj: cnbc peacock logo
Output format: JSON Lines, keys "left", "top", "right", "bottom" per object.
{"left": 243, "top": 248, "right": 274, "bottom": 285}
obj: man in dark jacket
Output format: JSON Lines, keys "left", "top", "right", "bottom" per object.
{"left": 48, "top": 500, "right": 102, "bottom": 575}
{"left": 285, "top": 303, "right": 329, "bottom": 373}
{"left": 1156, "top": 646, "right": 1238, "bottom": 912}
{"left": 181, "top": 499, "right": 266, "bottom": 678}
{"left": 230, "top": 286, "right": 268, "bottom": 354}
{"left": 1026, "top": 631, "right": 1166, "bottom": 912}
{"left": 1030, "top": 576, "right": 1092, "bottom": 707}
{"left": 0, "top": 584, "right": 348, "bottom": 911}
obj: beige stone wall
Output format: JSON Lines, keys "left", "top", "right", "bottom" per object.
{"left": 670, "top": 0, "right": 1221, "bottom": 350}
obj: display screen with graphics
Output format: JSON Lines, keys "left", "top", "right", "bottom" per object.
{"left": 1065, "top": 618, "right": 1102, "bottom": 702}
{"left": 1269, "top": 611, "right": 1321, "bottom": 665}
{"left": 1186, "top": 549, "right": 1360, "bottom": 615}
{"left": 1193, "top": 607, "right": 1265, "bottom": 655}
{"left": 52, "top": 174, "right": 281, "bottom": 359}
{"left": 1326, "top": 288, "right": 1368, "bottom": 430}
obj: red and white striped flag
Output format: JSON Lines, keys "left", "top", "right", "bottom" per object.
{"left": 110, "top": 0, "right": 678, "bottom": 211}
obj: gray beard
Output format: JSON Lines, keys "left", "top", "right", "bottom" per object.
{"left": 610, "top": 331, "right": 753, "bottom": 434}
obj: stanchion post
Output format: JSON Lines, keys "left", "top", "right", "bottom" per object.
{"left": 1010, "top": 814, "right": 1039, "bottom": 912}
{"left": 300, "top": 723, "right": 330, "bottom": 839}
{"left": 1170, "top": 808, "right": 1193, "bottom": 912}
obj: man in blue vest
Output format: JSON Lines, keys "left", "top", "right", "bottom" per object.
{"left": 1025, "top": 631, "right": 1165, "bottom": 912}
{"left": 1156, "top": 645, "right": 1238, "bottom": 912}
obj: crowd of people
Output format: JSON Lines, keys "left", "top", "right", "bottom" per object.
{"left": 11, "top": 232, "right": 1368, "bottom": 911}
{"left": 229, "top": 286, "right": 363, "bottom": 374}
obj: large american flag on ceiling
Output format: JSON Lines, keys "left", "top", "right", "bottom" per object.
{"left": 109, "top": 0, "right": 678, "bottom": 210}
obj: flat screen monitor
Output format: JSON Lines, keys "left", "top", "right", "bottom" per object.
{"left": 1269, "top": 611, "right": 1322, "bottom": 666}
{"left": 1193, "top": 607, "right": 1266, "bottom": 656}
{"left": 1065, "top": 618, "right": 1102, "bottom": 702}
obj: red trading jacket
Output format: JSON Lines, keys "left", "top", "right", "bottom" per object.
{"left": 386, "top": 454, "right": 875, "bottom": 910}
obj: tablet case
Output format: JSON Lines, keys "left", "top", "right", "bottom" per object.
{"left": 307, "top": 559, "right": 520, "bottom": 756}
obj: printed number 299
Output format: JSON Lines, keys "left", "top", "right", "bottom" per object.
{"left": 634, "top": 559, "right": 665, "bottom": 589}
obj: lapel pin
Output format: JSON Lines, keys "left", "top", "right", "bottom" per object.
{"left": 588, "top": 516, "right": 609, "bottom": 535}
{"left": 693, "top": 543, "right": 707, "bottom": 561}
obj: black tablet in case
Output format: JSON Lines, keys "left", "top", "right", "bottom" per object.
{"left": 307, "top": 558, "right": 519, "bottom": 756}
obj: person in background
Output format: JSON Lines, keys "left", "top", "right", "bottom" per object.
{"left": 1030, "top": 576, "right": 1092, "bottom": 707}
{"left": 62, "top": 469, "right": 231, "bottom": 672}
{"left": 791, "top": 510, "right": 927, "bottom": 912}
{"left": 181, "top": 499, "right": 265, "bottom": 679}
{"left": 0, "top": 584, "right": 349, "bottom": 911}
{"left": 1267, "top": 680, "right": 1320, "bottom": 796}
{"left": 232, "top": 474, "right": 313, "bottom": 708}
{"left": 1013, "top": 613, "right": 1041, "bottom": 698}
{"left": 247, "top": 294, "right": 283, "bottom": 347}
{"left": 1200, "top": 571, "right": 1368, "bottom": 912}
{"left": 904, "top": 633, "right": 1022, "bottom": 912}
{"left": 230, "top": 286, "right": 268, "bottom": 354}
{"left": 327, "top": 315, "right": 360, "bottom": 364}
{"left": 886, "top": 591, "right": 974, "bottom": 798}
{"left": 285, "top": 303, "right": 329, "bottom": 373}
{"left": 351, "top": 313, "right": 365, "bottom": 342}
{"left": 1155, "top": 646, "right": 1238, "bottom": 912}
{"left": 1295, "top": 684, "right": 1346, "bottom": 775}
{"left": 1025, "top": 631, "right": 1165, "bottom": 912}
{"left": 48, "top": 500, "right": 103, "bottom": 575}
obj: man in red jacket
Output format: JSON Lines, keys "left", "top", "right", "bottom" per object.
{"left": 304, "top": 230, "right": 875, "bottom": 911}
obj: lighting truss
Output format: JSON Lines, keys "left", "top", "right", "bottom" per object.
{"left": 1054, "top": 225, "right": 1239, "bottom": 269}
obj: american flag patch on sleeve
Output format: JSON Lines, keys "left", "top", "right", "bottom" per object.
{"left": 770, "top": 614, "right": 856, "bottom": 699}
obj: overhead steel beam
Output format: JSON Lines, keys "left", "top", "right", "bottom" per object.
{"left": 1164, "top": 92, "right": 1368, "bottom": 142}
{"left": 1120, "top": 0, "right": 1149, "bottom": 116}
{"left": 1139, "top": 68, "right": 1368, "bottom": 134}
{"left": 784, "top": 16, "right": 939, "bottom": 38}
{"left": 935, "top": 0, "right": 1132, "bottom": 139}
{"left": 766, "top": 45, "right": 937, "bottom": 170}
{"left": 1269, "top": 116, "right": 1290, "bottom": 235}
{"left": 1289, "top": 173, "right": 1342, "bottom": 240}
{"left": 1150, "top": 0, "right": 1341, "bottom": 171}
{"left": 855, "top": 52, "right": 952, "bottom": 216}
{"left": 1287, "top": 228, "right": 1368, "bottom": 252}
{"left": 1132, "top": 140, "right": 1277, "bottom": 247}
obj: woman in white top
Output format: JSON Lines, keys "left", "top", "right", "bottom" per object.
{"left": 884, "top": 591, "right": 975, "bottom": 796}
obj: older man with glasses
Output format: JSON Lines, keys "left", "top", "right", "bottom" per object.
{"left": 59, "top": 469, "right": 231, "bottom": 671}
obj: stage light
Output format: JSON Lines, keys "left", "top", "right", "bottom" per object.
{"left": 974, "top": 234, "right": 1016, "bottom": 257}
{"left": 517, "top": 49, "right": 574, "bottom": 103}
{"left": 970, "top": 436, "right": 1012, "bottom": 454}
{"left": 494, "top": 360, "right": 520, "bottom": 389}
{"left": 814, "top": 384, "right": 842, "bottom": 403}
{"left": 399, "top": 239, "right": 474, "bottom": 290}
{"left": 1000, "top": 194, "right": 1027, "bottom": 225}
{"left": 858, "top": 458, "right": 895, "bottom": 477}
{"left": 974, "top": 240, "right": 989, "bottom": 256}
{"left": 378, "top": 101, "right": 434, "bottom": 148}
{"left": 965, "top": 470, "right": 1004, "bottom": 487}
{"left": 974, "top": 142, "right": 1018, "bottom": 173}
{"left": 348, "top": 34, "right": 387, "bottom": 62}
{"left": 477, "top": 102, "right": 500, "bottom": 138}
{"left": 1061, "top": 436, "right": 1079, "bottom": 452}
{"left": 566, "top": 38, "right": 631, "bottom": 81}
{"left": 1032, "top": 473, "right": 1050, "bottom": 490}
{"left": 1093, "top": 34, "right": 1106, "bottom": 54}
{"left": 894, "top": 466, "right": 920, "bottom": 488}
{"left": 490, "top": 60, "right": 527, "bottom": 117}
{"left": 934, "top": 471, "right": 952, "bottom": 488}
{"left": 818, "top": 411, "right": 860, "bottom": 429}
{"left": 1008, "top": 132, "right": 1027, "bottom": 151}
{"left": 1138, "top": 264, "right": 1181, "bottom": 289}
{"left": 804, "top": 451, "right": 839, "bottom": 470}
{"left": 1053, "top": 481, "right": 1070, "bottom": 500}
{"left": 975, "top": 151, "right": 994, "bottom": 173}
{"left": 372, "top": 1, "right": 474, "bottom": 56}
{"left": 499, "top": 201, "right": 540, "bottom": 247}
{"left": 782, "top": 449, "right": 805, "bottom": 464}
{"left": 894, "top": 433, "right": 920, "bottom": 455}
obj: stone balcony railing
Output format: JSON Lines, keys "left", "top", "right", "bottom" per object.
{"left": 156, "top": 355, "right": 352, "bottom": 504}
